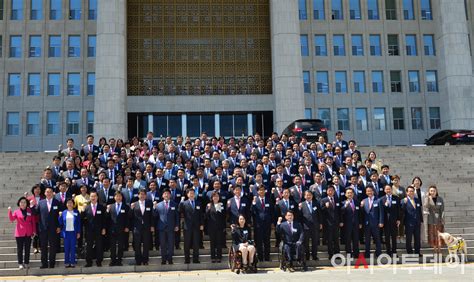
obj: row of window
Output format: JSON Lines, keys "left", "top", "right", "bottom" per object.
{"left": 6, "top": 111, "right": 94, "bottom": 136}
{"left": 303, "top": 69, "right": 437, "bottom": 94}
{"left": 0, "top": 0, "right": 97, "bottom": 21}
{"left": 6, "top": 72, "right": 95, "bottom": 96}
{"left": 300, "top": 34, "right": 436, "bottom": 57}
{"left": 299, "top": 0, "right": 434, "bottom": 21}
{"left": 1, "top": 34, "right": 96, "bottom": 58}
{"left": 304, "top": 107, "right": 441, "bottom": 131}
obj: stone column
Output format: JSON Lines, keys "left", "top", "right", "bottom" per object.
{"left": 94, "top": 0, "right": 127, "bottom": 139}
{"left": 436, "top": 0, "right": 474, "bottom": 129}
{"left": 270, "top": 0, "right": 305, "bottom": 133}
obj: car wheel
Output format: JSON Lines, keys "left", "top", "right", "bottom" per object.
{"left": 444, "top": 141, "right": 451, "bottom": 146}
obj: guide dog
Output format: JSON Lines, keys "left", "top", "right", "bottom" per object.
{"left": 438, "top": 231, "right": 468, "bottom": 262}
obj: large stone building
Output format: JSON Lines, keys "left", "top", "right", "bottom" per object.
{"left": 0, "top": 0, "right": 473, "bottom": 151}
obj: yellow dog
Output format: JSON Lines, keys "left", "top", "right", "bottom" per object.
{"left": 438, "top": 231, "right": 468, "bottom": 262}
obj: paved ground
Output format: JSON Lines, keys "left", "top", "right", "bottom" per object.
{"left": 1, "top": 263, "right": 473, "bottom": 282}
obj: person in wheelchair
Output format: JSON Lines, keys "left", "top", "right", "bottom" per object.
{"left": 231, "top": 214, "right": 257, "bottom": 272}
{"left": 277, "top": 210, "right": 306, "bottom": 272}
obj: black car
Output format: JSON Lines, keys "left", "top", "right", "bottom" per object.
{"left": 425, "top": 130, "right": 474, "bottom": 145}
{"left": 281, "top": 119, "right": 328, "bottom": 142}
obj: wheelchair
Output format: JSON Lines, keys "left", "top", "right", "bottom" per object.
{"left": 228, "top": 244, "right": 258, "bottom": 274}
{"left": 278, "top": 241, "right": 306, "bottom": 272}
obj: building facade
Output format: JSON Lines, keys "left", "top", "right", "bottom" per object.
{"left": 0, "top": 0, "right": 473, "bottom": 151}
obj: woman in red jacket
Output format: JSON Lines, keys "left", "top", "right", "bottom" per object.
{"left": 8, "top": 197, "right": 37, "bottom": 269}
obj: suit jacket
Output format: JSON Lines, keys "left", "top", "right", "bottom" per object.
{"left": 308, "top": 183, "right": 327, "bottom": 202}
{"left": 321, "top": 196, "right": 341, "bottom": 227}
{"left": 154, "top": 200, "right": 179, "bottom": 232}
{"left": 340, "top": 198, "right": 361, "bottom": 230}
{"left": 107, "top": 202, "right": 130, "bottom": 234}
{"left": 361, "top": 197, "right": 384, "bottom": 227}
{"left": 8, "top": 208, "right": 37, "bottom": 237}
{"left": 75, "top": 177, "right": 94, "bottom": 192}
{"left": 82, "top": 203, "right": 106, "bottom": 237}
{"left": 379, "top": 174, "right": 392, "bottom": 187}
{"left": 179, "top": 199, "right": 204, "bottom": 231}
{"left": 299, "top": 200, "right": 321, "bottom": 230}
{"left": 277, "top": 221, "right": 304, "bottom": 244}
{"left": 275, "top": 198, "right": 299, "bottom": 221}
{"left": 381, "top": 194, "right": 401, "bottom": 224}
{"left": 131, "top": 200, "right": 154, "bottom": 232}
{"left": 97, "top": 187, "right": 116, "bottom": 206}
{"left": 251, "top": 196, "right": 274, "bottom": 229}
{"left": 231, "top": 226, "right": 252, "bottom": 247}
{"left": 81, "top": 144, "right": 100, "bottom": 158}
{"left": 59, "top": 210, "right": 81, "bottom": 238}
{"left": 227, "top": 196, "right": 251, "bottom": 224}
{"left": 122, "top": 187, "right": 139, "bottom": 205}
{"left": 62, "top": 169, "right": 80, "bottom": 180}
{"left": 289, "top": 185, "right": 306, "bottom": 203}
{"left": 205, "top": 202, "right": 226, "bottom": 233}
{"left": 146, "top": 190, "right": 161, "bottom": 204}
{"left": 401, "top": 197, "right": 423, "bottom": 227}
{"left": 36, "top": 198, "right": 61, "bottom": 233}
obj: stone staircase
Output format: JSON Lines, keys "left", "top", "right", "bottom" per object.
{"left": 0, "top": 146, "right": 472, "bottom": 276}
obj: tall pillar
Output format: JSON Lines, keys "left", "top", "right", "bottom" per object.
{"left": 94, "top": 0, "right": 127, "bottom": 139}
{"left": 436, "top": 0, "right": 474, "bottom": 129}
{"left": 270, "top": 0, "right": 305, "bottom": 133}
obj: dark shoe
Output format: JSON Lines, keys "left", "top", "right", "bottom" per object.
{"left": 313, "top": 256, "right": 319, "bottom": 261}
{"left": 184, "top": 259, "right": 190, "bottom": 264}
{"left": 168, "top": 259, "right": 173, "bottom": 264}
{"left": 217, "top": 259, "right": 221, "bottom": 263}
{"left": 117, "top": 262, "right": 123, "bottom": 266}
{"left": 161, "top": 261, "right": 167, "bottom": 265}
{"left": 96, "top": 262, "right": 102, "bottom": 267}
{"left": 40, "top": 265, "right": 48, "bottom": 269}
{"left": 109, "top": 262, "right": 116, "bottom": 267}
{"left": 33, "top": 248, "right": 39, "bottom": 254}
{"left": 303, "top": 265, "right": 308, "bottom": 272}
{"left": 193, "top": 260, "right": 200, "bottom": 264}
{"left": 143, "top": 262, "right": 149, "bottom": 265}
{"left": 49, "top": 265, "right": 55, "bottom": 269}
{"left": 211, "top": 259, "right": 216, "bottom": 263}
{"left": 84, "top": 263, "right": 92, "bottom": 268}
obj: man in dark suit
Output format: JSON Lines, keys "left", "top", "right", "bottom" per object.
{"left": 321, "top": 185, "right": 341, "bottom": 259}
{"left": 361, "top": 186, "right": 384, "bottom": 257}
{"left": 83, "top": 191, "right": 106, "bottom": 267}
{"left": 155, "top": 189, "right": 179, "bottom": 264}
{"left": 300, "top": 190, "right": 321, "bottom": 261}
{"left": 332, "top": 131, "right": 349, "bottom": 152}
{"left": 76, "top": 168, "right": 94, "bottom": 192}
{"left": 54, "top": 182, "right": 71, "bottom": 210}
{"left": 289, "top": 175, "right": 306, "bottom": 204}
{"left": 107, "top": 192, "right": 130, "bottom": 266}
{"left": 340, "top": 187, "right": 361, "bottom": 258}
{"left": 80, "top": 134, "right": 100, "bottom": 158}
{"left": 131, "top": 189, "right": 154, "bottom": 265}
{"left": 227, "top": 185, "right": 251, "bottom": 225}
{"left": 251, "top": 185, "right": 274, "bottom": 262}
{"left": 34, "top": 187, "right": 61, "bottom": 268}
{"left": 144, "top": 132, "right": 158, "bottom": 153}
{"left": 97, "top": 178, "right": 115, "bottom": 206}
{"left": 62, "top": 159, "right": 80, "bottom": 180}
{"left": 401, "top": 186, "right": 423, "bottom": 256}
{"left": 380, "top": 185, "right": 400, "bottom": 256}
{"left": 379, "top": 165, "right": 392, "bottom": 188}
{"left": 276, "top": 211, "right": 306, "bottom": 272}
{"left": 179, "top": 189, "right": 204, "bottom": 264}
{"left": 274, "top": 188, "right": 298, "bottom": 247}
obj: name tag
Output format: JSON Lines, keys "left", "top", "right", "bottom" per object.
{"left": 146, "top": 207, "right": 151, "bottom": 211}
{"left": 222, "top": 196, "right": 226, "bottom": 199}
{"left": 97, "top": 210, "right": 102, "bottom": 214}
{"left": 379, "top": 188, "right": 383, "bottom": 191}
{"left": 290, "top": 205, "right": 294, "bottom": 209}
{"left": 196, "top": 206, "right": 201, "bottom": 210}
{"left": 109, "top": 196, "right": 114, "bottom": 199}
{"left": 120, "top": 209, "right": 125, "bottom": 213}
{"left": 243, "top": 230, "right": 248, "bottom": 234}
{"left": 26, "top": 212, "right": 31, "bottom": 216}
{"left": 265, "top": 203, "right": 270, "bottom": 207}
{"left": 392, "top": 200, "right": 397, "bottom": 204}
{"left": 336, "top": 203, "right": 340, "bottom": 206}
{"left": 356, "top": 206, "right": 359, "bottom": 210}
{"left": 171, "top": 207, "right": 176, "bottom": 210}
{"left": 263, "top": 179, "right": 268, "bottom": 183}
{"left": 242, "top": 184, "right": 246, "bottom": 187}
{"left": 313, "top": 206, "right": 317, "bottom": 211}
{"left": 222, "top": 182, "right": 227, "bottom": 185}
{"left": 176, "top": 194, "right": 181, "bottom": 197}
{"left": 292, "top": 228, "right": 297, "bottom": 232}
{"left": 241, "top": 203, "right": 246, "bottom": 207}
{"left": 374, "top": 204, "right": 378, "bottom": 207}
{"left": 53, "top": 206, "right": 58, "bottom": 210}
{"left": 357, "top": 190, "right": 362, "bottom": 194}
{"left": 341, "top": 192, "right": 345, "bottom": 196}
{"left": 416, "top": 204, "right": 420, "bottom": 207}
{"left": 322, "top": 189, "right": 326, "bottom": 193}
{"left": 284, "top": 180, "right": 288, "bottom": 183}
{"left": 437, "top": 202, "right": 442, "bottom": 206}
{"left": 74, "top": 212, "right": 78, "bottom": 216}
{"left": 133, "top": 194, "right": 138, "bottom": 197}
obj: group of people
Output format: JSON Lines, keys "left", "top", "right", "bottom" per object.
{"left": 7, "top": 131, "right": 445, "bottom": 271}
